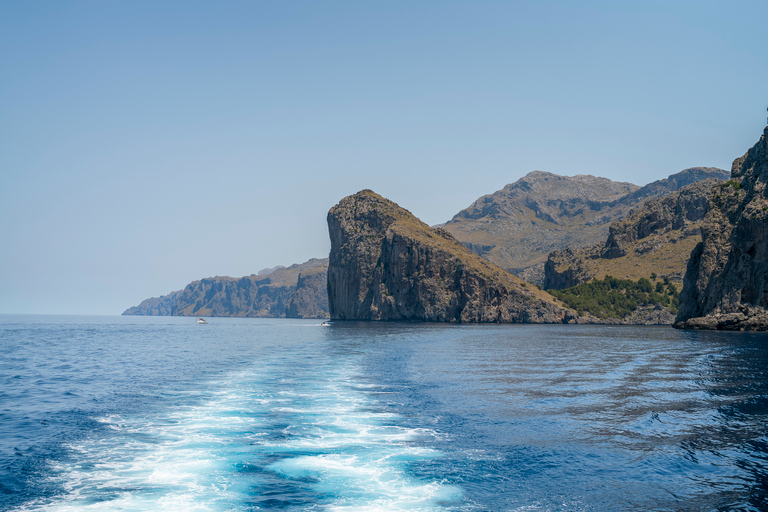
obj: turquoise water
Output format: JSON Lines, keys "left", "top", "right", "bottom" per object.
{"left": 1, "top": 316, "right": 767, "bottom": 511}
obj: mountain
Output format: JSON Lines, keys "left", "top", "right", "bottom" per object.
{"left": 675, "top": 127, "right": 768, "bottom": 330}
{"left": 544, "top": 178, "right": 724, "bottom": 290}
{"left": 442, "top": 168, "right": 729, "bottom": 284}
{"left": 123, "top": 258, "right": 329, "bottom": 319}
{"left": 326, "top": 189, "right": 578, "bottom": 323}
{"left": 541, "top": 178, "right": 726, "bottom": 324}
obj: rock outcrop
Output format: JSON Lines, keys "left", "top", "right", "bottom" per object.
{"left": 123, "top": 258, "right": 329, "bottom": 318}
{"left": 287, "top": 263, "right": 330, "bottom": 318}
{"left": 675, "top": 128, "right": 768, "bottom": 330}
{"left": 543, "top": 246, "right": 601, "bottom": 291}
{"left": 541, "top": 179, "right": 726, "bottom": 324}
{"left": 122, "top": 290, "right": 182, "bottom": 316}
{"left": 602, "top": 179, "right": 715, "bottom": 259}
{"left": 327, "top": 190, "right": 578, "bottom": 323}
{"left": 443, "top": 168, "right": 728, "bottom": 284}
{"left": 544, "top": 178, "right": 724, "bottom": 290}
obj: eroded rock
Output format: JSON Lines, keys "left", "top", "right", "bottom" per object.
{"left": 327, "top": 190, "right": 578, "bottom": 323}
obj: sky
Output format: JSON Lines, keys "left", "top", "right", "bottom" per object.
{"left": 1, "top": 1, "right": 767, "bottom": 315}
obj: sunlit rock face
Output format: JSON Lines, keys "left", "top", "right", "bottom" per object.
{"left": 326, "top": 189, "right": 577, "bottom": 323}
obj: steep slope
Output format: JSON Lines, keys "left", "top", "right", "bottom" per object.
{"left": 675, "top": 128, "right": 768, "bottom": 330}
{"left": 327, "top": 190, "right": 578, "bottom": 323}
{"left": 544, "top": 178, "right": 724, "bottom": 291}
{"left": 123, "top": 258, "right": 329, "bottom": 318}
{"left": 443, "top": 168, "right": 728, "bottom": 284}
{"left": 122, "top": 290, "right": 181, "bottom": 316}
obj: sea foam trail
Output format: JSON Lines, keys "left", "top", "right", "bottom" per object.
{"left": 12, "top": 353, "right": 461, "bottom": 511}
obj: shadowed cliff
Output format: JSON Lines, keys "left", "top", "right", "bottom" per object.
{"left": 675, "top": 127, "right": 768, "bottom": 330}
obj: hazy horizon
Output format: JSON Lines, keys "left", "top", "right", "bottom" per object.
{"left": 2, "top": 1, "right": 767, "bottom": 315}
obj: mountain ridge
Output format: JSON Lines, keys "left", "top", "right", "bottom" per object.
{"left": 442, "top": 167, "right": 729, "bottom": 284}
{"left": 123, "top": 258, "right": 329, "bottom": 318}
{"left": 327, "top": 189, "right": 579, "bottom": 323}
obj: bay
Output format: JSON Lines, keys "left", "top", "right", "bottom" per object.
{"left": 1, "top": 315, "right": 767, "bottom": 511}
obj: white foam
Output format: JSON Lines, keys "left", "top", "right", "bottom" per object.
{"left": 13, "top": 360, "right": 462, "bottom": 511}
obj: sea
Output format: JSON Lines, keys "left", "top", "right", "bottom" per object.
{"left": 1, "top": 315, "right": 767, "bottom": 511}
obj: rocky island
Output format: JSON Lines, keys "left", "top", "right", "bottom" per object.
{"left": 675, "top": 127, "right": 768, "bottom": 330}
{"left": 326, "top": 189, "right": 578, "bottom": 323}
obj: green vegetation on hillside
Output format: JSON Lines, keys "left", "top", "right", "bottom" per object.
{"left": 548, "top": 276, "right": 680, "bottom": 319}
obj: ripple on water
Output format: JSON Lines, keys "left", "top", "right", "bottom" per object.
{"left": 2, "top": 318, "right": 768, "bottom": 512}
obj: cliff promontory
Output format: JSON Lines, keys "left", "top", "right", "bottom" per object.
{"left": 326, "top": 190, "right": 578, "bottom": 323}
{"left": 123, "top": 258, "right": 329, "bottom": 318}
{"left": 675, "top": 128, "right": 768, "bottom": 330}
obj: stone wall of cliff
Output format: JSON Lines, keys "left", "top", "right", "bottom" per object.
{"left": 675, "top": 128, "right": 768, "bottom": 330}
{"left": 122, "top": 290, "right": 181, "bottom": 316}
{"left": 287, "top": 265, "right": 330, "bottom": 318}
{"left": 327, "top": 190, "right": 578, "bottom": 323}
{"left": 123, "top": 258, "right": 329, "bottom": 318}
{"left": 601, "top": 179, "right": 717, "bottom": 259}
{"left": 544, "top": 179, "right": 721, "bottom": 292}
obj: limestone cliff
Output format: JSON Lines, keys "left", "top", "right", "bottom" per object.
{"left": 123, "top": 258, "right": 329, "bottom": 318}
{"left": 541, "top": 179, "right": 726, "bottom": 324}
{"left": 544, "top": 178, "right": 723, "bottom": 291}
{"left": 443, "top": 168, "right": 728, "bottom": 284}
{"left": 122, "top": 290, "right": 181, "bottom": 316}
{"left": 327, "top": 190, "right": 578, "bottom": 323}
{"left": 287, "top": 263, "right": 330, "bottom": 319}
{"left": 675, "top": 128, "right": 768, "bottom": 330}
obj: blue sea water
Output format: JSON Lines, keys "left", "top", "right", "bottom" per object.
{"left": 1, "top": 316, "right": 767, "bottom": 511}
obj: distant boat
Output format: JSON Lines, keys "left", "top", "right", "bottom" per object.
{"left": 196, "top": 317, "right": 208, "bottom": 324}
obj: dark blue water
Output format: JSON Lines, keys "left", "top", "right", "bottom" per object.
{"left": 1, "top": 316, "right": 767, "bottom": 511}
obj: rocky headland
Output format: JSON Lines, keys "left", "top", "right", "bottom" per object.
{"left": 123, "top": 258, "right": 329, "bottom": 319}
{"left": 675, "top": 128, "right": 768, "bottom": 330}
{"left": 442, "top": 168, "right": 728, "bottom": 285}
{"left": 326, "top": 190, "right": 578, "bottom": 323}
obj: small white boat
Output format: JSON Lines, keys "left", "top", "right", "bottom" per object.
{"left": 196, "top": 317, "right": 208, "bottom": 324}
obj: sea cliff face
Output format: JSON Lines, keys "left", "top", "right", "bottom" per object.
{"left": 326, "top": 190, "right": 577, "bottom": 323}
{"left": 123, "top": 258, "right": 329, "bottom": 319}
{"left": 675, "top": 128, "right": 768, "bottom": 330}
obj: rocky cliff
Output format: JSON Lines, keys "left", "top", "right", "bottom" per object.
{"left": 123, "top": 258, "right": 329, "bottom": 318}
{"left": 122, "top": 290, "right": 182, "bottom": 316}
{"left": 327, "top": 190, "right": 578, "bottom": 323}
{"left": 675, "top": 128, "right": 768, "bottom": 330}
{"left": 540, "top": 179, "right": 728, "bottom": 324}
{"left": 443, "top": 168, "right": 728, "bottom": 284}
{"left": 544, "top": 178, "right": 724, "bottom": 291}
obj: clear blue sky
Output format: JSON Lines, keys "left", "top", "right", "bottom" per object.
{"left": 1, "top": 1, "right": 766, "bottom": 315}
